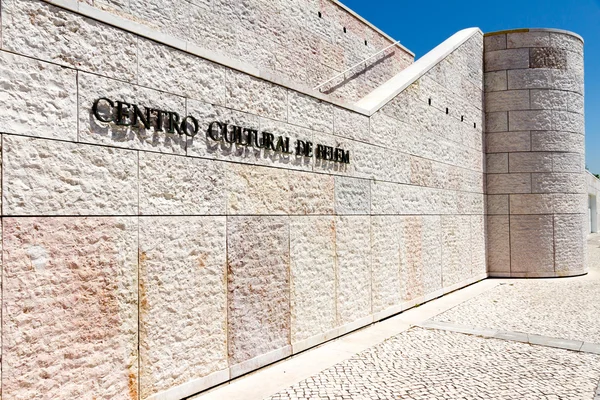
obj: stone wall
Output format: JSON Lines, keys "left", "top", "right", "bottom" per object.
{"left": 588, "top": 172, "right": 600, "bottom": 233}
{"left": 0, "top": 1, "right": 487, "bottom": 399}
{"left": 484, "top": 29, "right": 587, "bottom": 278}
{"left": 61, "top": 0, "right": 414, "bottom": 103}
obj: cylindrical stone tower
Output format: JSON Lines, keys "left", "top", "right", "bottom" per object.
{"left": 484, "top": 29, "right": 586, "bottom": 278}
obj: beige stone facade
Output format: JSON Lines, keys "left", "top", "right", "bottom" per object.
{"left": 0, "top": 1, "right": 589, "bottom": 399}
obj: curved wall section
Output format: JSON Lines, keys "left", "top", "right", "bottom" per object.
{"left": 484, "top": 29, "right": 587, "bottom": 277}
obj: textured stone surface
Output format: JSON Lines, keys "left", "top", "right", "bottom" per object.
{"left": 290, "top": 216, "right": 336, "bottom": 343}
{"left": 470, "top": 215, "right": 487, "bottom": 276}
{"left": 2, "top": 0, "right": 138, "bottom": 81}
{"left": 508, "top": 110, "right": 553, "bottom": 131}
{"left": 226, "top": 70, "right": 288, "bottom": 121}
{"left": 371, "top": 216, "right": 401, "bottom": 314}
{"left": 484, "top": 34, "right": 506, "bottom": 52}
{"left": 422, "top": 216, "right": 443, "bottom": 294}
{"left": 532, "top": 173, "right": 586, "bottom": 194}
{"left": 509, "top": 194, "right": 554, "bottom": 215}
{"left": 484, "top": 71, "right": 508, "bottom": 92}
{"left": 288, "top": 91, "right": 333, "bottom": 133}
{"left": 486, "top": 153, "right": 508, "bottom": 174}
{"left": 333, "top": 106, "right": 370, "bottom": 142}
{"left": 78, "top": 72, "right": 187, "bottom": 154}
{"left": 335, "top": 177, "right": 370, "bottom": 215}
{"left": 139, "top": 152, "right": 226, "bottom": 215}
{"left": 487, "top": 215, "right": 510, "bottom": 273}
{"left": 530, "top": 89, "right": 570, "bottom": 110}
{"left": 487, "top": 195, "right": 509, "bottom": 215}
{"left": 486, "top": 131, "right": 531, "bottom": 153}
{"left": 554, "top": 214, "right": 586, "bottom": 273}
{"left": 227, "top": 216, "right": 290, "bottom": 365}
{"left": 485, "top": 90, "right": 529, "bottom": 112}
{"left": 484, "top": 48, "right": 529, "bottom": 72}
{"left": 485, "top": 112, "right": 508, "bottom": 133}
{"left": 507, "top": 31, "right": 551, "bottom": 48}
{"left": 553, "top": 153, "right": 584, "bottom": 173}
{"left": 336, "top": 216, "right": 371, "bottom": 325}
{"left": 0, "top": 51, "right": 77, "bottom": 141}
{"left": 508, "top": 152, "right": 553, "bottom": 173}
{"left": 401, "top": 217, "right": 424, "bottom": 301}
{"left": 441, "top": 216, "right": 471, "bottom": 288}
{"left": 530, "top": 47, "right": 567, "bottom": 69}
{"left": 3, "top": 135, "right": 138, "bottom": 215}
{"left": 487, "top": 173, "right": 531, "bottom": 194}
{"left": 139, "top": 217, "right": 227, "bottom": 398}
{"left": 2, "top": 217, "right": 138, "bottom": 399}
{"left": 531, "top": 131, "right": 585, "bottom": 153}
{"left": 510, "top": 215, "right": 554, "bottom": 273}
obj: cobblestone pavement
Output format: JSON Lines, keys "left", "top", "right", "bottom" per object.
{"left": 266, "top": 328, "right": 600, "bottom": 400}
{"left": 432, "top": 234, "right": 600, "bottom": 344}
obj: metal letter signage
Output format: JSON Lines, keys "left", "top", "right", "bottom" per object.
{"left": 92, "top": 99, "right": 350, "bottom": 164}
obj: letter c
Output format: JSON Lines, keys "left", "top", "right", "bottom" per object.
{"left": 207, "top": 121, "right": 223, "bottom": 141}
{"left": 92, "top": 98, "right": 115, "bottom": 123}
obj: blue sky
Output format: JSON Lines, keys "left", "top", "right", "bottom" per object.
{"left": 342, "top": 0, "right": 600, "bottom": 173}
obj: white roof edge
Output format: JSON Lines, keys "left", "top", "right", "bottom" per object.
{"left": 356, "top": 28, "right": 482, "bottom": 116}
{"left": 330, "top": 0, "right": 415, "bottom": 57}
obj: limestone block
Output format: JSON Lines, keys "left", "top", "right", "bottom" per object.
{"left": 510, "top": 194, "right": 554, "bottom": 214}
{"left": 487, "top": 215, "right": 510, "bottom": 273}
{"left": 471, "top": 215, "right": 487, "bottom": 276}
{"left": 507, "top": 69, "right": 553, "bottom": 90}
{"left": 553, "top": 193, "right": 587, "bottom": 214}
{"left": 484, "top": 71, "right": 508, "bottom": 92}
{"left": 379, "top": 90, "right": 411, "bottom": 124}
{"left": 227, "top": 216, "right": 290, "bottom": 365}
{"left": 226, "top": 164, "right": 290, "bottom": 215}
{"left": 0, "top": 51, "right": 77, "bottom": 141}
{"left": 508, "top": 110, "right": 553, "bottom": 131}
{"left": 3, "top": 136, "right": 138, "bottom": 215}
{"left": 371, "top": 216, "right": 401, "bottom": 313}
{"left": 532, "top": 173, "right": 586, "bottom": 194}
{"left": 484, "top": 48, "right": 530, "bottom": 72}
{"left": 139, "top": 152, "right": 226, "bottom": 215}
{"left": 487, "top": 153, "right": 509, "bottom": 174}
{"left": 549, "top": 70, "right": 584, "bottom": 94}
{"left": 138, "top": 39, "right": 227, "bottom": 105}
{"left": 400, "top": 217, "right": 424, "bottom": 301}
{"left": 311, "top": 133, "right": 356, "bottom": 177}
{"left": 486, "top": 131, "right": 531, "bottom": 153}
{"left": 567, "top": 92, "right": 585, "bottom": 114}
{"left": 287, "top": 91, "right": 333, "bottom": 133}
{"left": 335, "top": 177, "right": 370, "bottom": 215}
{"left": 553, "top": 153, "right": 584, "bottom": 173}
{"left": 422, "top": 216, "right": 443, "bottom": 295}
{"left": 531, "top": 131, "right": 585, "bottom": 153}
{"left": 554, "top": 214, "right": 586, "bottom": 273}
{"left": 139, "top": 217, "right": 227, "bottom": 399}
{"left": 441, "top": 215, "right": 471, "bottom": 287}
{"left": 510, "top": 215, "right": 554, "bottom": 273}
{"left": 2, "top": 217, "right": 138, "bottom": 399}
{"left": 484, "top": 34, "right": 506, "bottom": 52}
{"left": 485, "top": 90, "right": 530, "bottom": 112}
{"left": 485, "top": 112, "right": 508, "bottom": 133}
{"left": 552, "top": 111, "right": 585, "bottom": 133}
{"left": 369, "top": 111, "right": 404, "bottom": 149}
{"left": 550, "top": 32, "right": 584, "bottom": 54}
{"left": 530, "top": 89, "right": 570, "bottom": 111}
{"left": 529, "top": 47, "right": 567, "bottom": 69}
{"left": 487, "top": 195, "right": 509, "bottom": 215}
{"left": 507, "top": 32, "right": 551, "bottom": 48}
{"left": 289, "top": 170, "right": 335, "bottom": 215}
{"left": 336, "top": 216, "right": 371, "bottom": 325}
{"left": 129, "top": 0, "right": 189, "bottom": 40}
{"left": 78, "top": 72, "right": 187, "bottom": 154}
{"left": 226, "top": 70, "right": 288, "bottom": 121}
{"left": 487, "top": 173, "right": 532, "bottom": 194}
{"left": 2, "top": 0, "right": 137, "bottom": 81}
{"left": 290, "top": 216, "right": 336, "bottom": 343}
{"left": 509, "top": 152, "right": 553, "bottom": 173}
{"left": 333, "top": 107, "right": 370, "bottom": 142}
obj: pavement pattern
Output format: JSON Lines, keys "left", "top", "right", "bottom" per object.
{"left": 265, "top": 234, "right": 600, "bottom": 400}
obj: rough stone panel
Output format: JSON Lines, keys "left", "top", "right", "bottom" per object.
{"left": 532, "top": 173, "right": 586, "bottom": 194}
{"left": 336, "top": 216, "right": 371, "bottom": 325}
{"left": 2, "top": 217, "right": 138, "bottom": 399}
{"left": 510, "top": 194, "right": 554, "bottom": 214}
{"left": 0, "top": 51, "right": 77, "bottom": 141}
{"left": 288, "top": 91, "right": 333, "bottom": 133}
{"left": 227, "top": 216, "right": 290, "bottom": 365}
{"left": 78, "top": 72, "right": 187, "bottom": 154}
{"left": 508, "top": 110, "right": 553, "bottom": 131}
{"left": 530, "top": 89, "right": 570, "bottom": 111}
{"left": 554, "top": 193, "right": 587, "bottom": 214}
{"left": 509, "top": 152, "right": 553, "bottom": 173}
{"left": 441, "top": 216, "right": 471, "bottom": 288}
{"left": 289, "top": 171, "right": 335, "bottom": 215}
{"left": 487, "top": 195, "right": 509, "bottom": 215}
{"left": 290, "top": 216, "right": 336, "bottom": 343}
{"left": 487, "top": 153, "right": 509, "bottom": 174}
{"left": 531, "top": 131, "right": 585, "bottom": 153}
{"left": 484, "top": 48, "right": 529, "bottom": 72}
{"left": 129, "top": 0, "right": 189, "bottom": 40}
{"left": 485, "top": 90, "right": 530, "bottom": 112}
{"left": 139, "top": 152, "right": 226, "bottom": 215}
{"left": 138, "top": 39, "right": 227, "bottom": 105}
{"left": 486, "top": 131, "right": 531, "bottom": 153}
{"left": 484, "top": 34, "right": 507, "bottom": 52}
{"left": 471, "top": 215, "right": 487, "bottom": 276}
{"left": 554, "top": 214, "right": 586, "bottom": 273}
{"left": 485, "top": 112, "right": 508, "bottom": 133}
{"left": 552, "top": 111, "right": 585, "bottom": 133}
{"left": 3, "top": 135, "right": 138, "bottom": 215}
{"left": 529, "top": 47, "right": 567, "bottom": 69}
{"left": 139, "top": 217, "right": 227, "bottom": 398}
{"left": 510, "top": 215, "right": 554, "bottom": 273}
{"left": 549, "top": 70, "right": 584, "bottom": 94}
{"left": 227, "top": 164, "right": 290, "bottom": 215}
{"left": 371, "top": 216, "right": 401, "bottom": 313}
{"left": 2, "top": 0, "right": 137, "bottom": 81}
{"left": 226, "top": 70, "right": 288, "bottom": 121}
{"left": 550, "top": 32, "right": 584, "bottom": 54}
{"left": 553, "top": 153, "right": 584, "bottom": 173}
{"left": 333, "top": 107, "right": 370, "bottom": 142}
{"left": 507, "top": 32, "right": 551, "bottom": 48}
{"left": 335, "top": 177, "right": 370, "bottom": 215}
{"left": 567, "top": 92, "right": 585, "bottom": 114}
{"left": 400, "top": 217, "right": 424, "bottom": 301}
{"left": 507, "top": 69, "right": 553, "bottom": 90}
{"left": 487, "top": 215, "right": 510, "bottom": 273}
{"left": 487, "top": 173, "right": 532, "bottom": 194}
{"left": 484, "top": 71, "right": 508, "bottom": 92}
{"left": 422, "top": 216, "right": 443, "bottom": 295}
